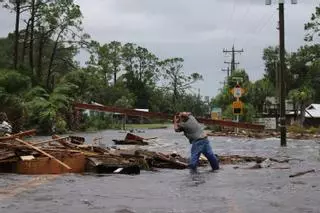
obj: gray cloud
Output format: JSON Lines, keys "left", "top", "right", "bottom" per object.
{"left": 0, "top": 0, "right": 318, "bottom": 98}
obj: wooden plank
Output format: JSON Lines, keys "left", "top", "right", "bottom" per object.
{"left": 74, "top": 103, "right": 265, "bottom": 130}
{"left": 41, "top": 148, "right": 82, "bottom": 153}
{"left": 0, "top": 129, "right": 36, "bottom": 142}
{"left": 0, "top": 151, "right": 16, "bottom": 161}
{"left": 31, "top": 136, "right": 70, "bottom": 146}
{"left": 14, "top": 138, "right": 71, "bottom": 170}
{"left": 52, "top": 135, "right": 76, "bottom": 149}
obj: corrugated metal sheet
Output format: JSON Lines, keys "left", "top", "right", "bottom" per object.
{"left": 306, "top": 104, "right": 320, "bottom": 118}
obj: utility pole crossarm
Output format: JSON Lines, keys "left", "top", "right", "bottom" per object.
{"left": 222, "top": 67, "right": 230, "bottom": 78}
{"left": 223, "top": 45, "right": 244, "bottom": 74}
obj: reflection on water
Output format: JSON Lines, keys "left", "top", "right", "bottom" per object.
{"left": 0, "top": 128, "right": 319, "bottom": 213}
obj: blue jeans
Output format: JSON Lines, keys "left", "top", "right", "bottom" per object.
{"left": 189, "top": 138, "right": 219, "bottom": 172}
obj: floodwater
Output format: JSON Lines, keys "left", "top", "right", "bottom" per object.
{"left": 0, "top": 128, "right": 320, "bottom": 213}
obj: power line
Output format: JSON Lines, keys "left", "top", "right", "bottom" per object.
{"left": 225, "top": 0, "right": 236, "bottom": 35}
{"left": 240, "top": 9, "right": 277, "bottom": 49}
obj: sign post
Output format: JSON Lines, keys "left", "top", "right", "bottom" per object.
{"left": 230, "top": 82, "right": 245, "bottom": 133}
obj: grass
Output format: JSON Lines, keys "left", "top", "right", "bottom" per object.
{"left": 124, "top": 123, "right": 171, "bottom": 129}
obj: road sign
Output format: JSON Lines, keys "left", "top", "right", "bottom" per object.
{"left": 232, "top": 77, "right": 243, "bottom": 82}
{"left": 232, "top": 100, "right": 243, "bottom": 115}
{"left": 230, "top": 84, "right": 245, "bottom": 98}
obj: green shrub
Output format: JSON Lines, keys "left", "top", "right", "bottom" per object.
{"left": 287, "top": 124, "right": 305, "bottom": 134}
{"left": 306, "top": 127, "right": 320, "bottom": 134}
{"left": 81, "top": 113, "right": 113, "bottom": 131}
{"left": 204, "top": 125, "right": 222, "bottom": 131}
{"left": 55, "top": 117, "right": 67, "bottom": 134}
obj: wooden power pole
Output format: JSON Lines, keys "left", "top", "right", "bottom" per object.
{"left": 223, "top": 45, "right": 243, "bottom": 74}
{"left": 266, "top": 0, "right": 297, "bottom": 147}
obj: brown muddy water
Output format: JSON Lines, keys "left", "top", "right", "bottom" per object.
{"left": 0, "top": 128, "right": 320, "bottom": 213}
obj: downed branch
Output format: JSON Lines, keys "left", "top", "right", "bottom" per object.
{"left": 289, "top": 169, "right": 316, "bottom": 178}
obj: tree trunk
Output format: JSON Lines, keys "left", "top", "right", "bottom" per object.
{"left": 300, "top": 102, "right": 306, "bottom": 127}
{"left": 37, "top": 31, "right": 44, "bottom": 84}
{"left": 173, "top": 76, "right": 178, "bottom": 111}
{"left": 21, "top": 18, "right": 30, "bottom": 64}
{"left": 47, "top": 28, "right": 64, "bottom": 91}
{"left": 14, "top": 0, "right": 21, "bottom": 70}
{"left": 29, "top": 0, "right": 36, "bottom": 77}
{"left": 113, "top": 67, "right": 117, "bottom": 85}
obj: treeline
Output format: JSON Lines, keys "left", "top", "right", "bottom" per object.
{"left": 212, "top": 5, "right": 320, "bottom": 126}
{"left": 0, "top": 0, "right": 209, "bottom": 133}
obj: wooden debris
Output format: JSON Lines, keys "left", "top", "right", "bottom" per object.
{"left": 52, "top": 135, "right": 77, "bottom": 149}
{"left": 15, "top": 153, "right": 85, "bottom": 174}
{"left": 0, "top": 129, "right": 294, "bottom": 175}
{"left": 31, "top": 136, "right": 70, "bottom": 146}
{"left": 0, "top": 129, "right": 36, "bottom": 142}
{"left": 0, "top": 151, "right": 16, "bottom": 161}
{"left": 20, "top": 155, "right": 35, "bottom": 161}
{"left": 69, "top": 136, "right": 85, "bottom": 145}
{"left": 14, "top": 138, "right": 71, "bottom": 170}
{"left": 289, "top": 169, "right": 316, "bottom": 178}
{"left": 112, "top": 139, "right": 149, "bottom": 145}
{"left": 112, "top": 133, "right": 150, "bottom": 145}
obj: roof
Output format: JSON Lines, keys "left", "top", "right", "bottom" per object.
{"left": 305, "top": 104, "right": 320, "bottom": 118}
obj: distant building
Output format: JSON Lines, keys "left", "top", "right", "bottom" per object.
{"left": 287, "top": 104, "right": 320, "bottom": 127}
{"left": 82, "top": 102, "right": 151, "bottom": 124}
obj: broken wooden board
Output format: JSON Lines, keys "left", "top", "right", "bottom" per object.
{"left": 112, "top": 139, "right": 149, "bottom": 146}
{"left": 0, "top": 129, "right": 36, "bottom": 142}
{"left": 20, "top": 155, "right": 35, "bottom": 161}
{"left": 14, "top": 138, "right": 72, "bottom": 170}
{"left": 69, "top": 136, "right": 85, "bottom": 145}
{"left": 16, "top": 153, "right": 85, "bottom": 174}
{"left": 0, "top": 150, "right": 16, "bottom": 161}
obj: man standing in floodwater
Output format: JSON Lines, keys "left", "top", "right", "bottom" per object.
{"left": 174, "top": 112, "right": 219, "bottom": 173}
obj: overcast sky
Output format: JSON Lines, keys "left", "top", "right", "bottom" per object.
{"left": 0, "top": 0, "right": 318, "bottom": 98}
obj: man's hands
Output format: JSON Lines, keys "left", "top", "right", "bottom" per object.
{"left": 173, "top": 112, "right": 191, "bottom": 132}
{"left": 173, "top": 114, "right": 181, "bottom": 132}
{"left": 174, "top": 114, "right": 180, "bottom": 123}
{"left": 178, "top": 112, "right": 191, "bottom": 117}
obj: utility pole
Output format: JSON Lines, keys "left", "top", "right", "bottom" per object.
{"left": 223, "top": 45, "right": 244, "bottom": 74}
{"left": 266, "top": 0, "right": 297, "bottom": 147}
{"left": 219, "top": 81, "right": 226, "bottom": 87}
{"left": 224, "top": 61, "right": 240, "bottom": 72}
{"left": 279, "top": 2, "right": 286, "bottom": 147}
{"left": 222, "top": 67, "right": 230, "bottom": 78}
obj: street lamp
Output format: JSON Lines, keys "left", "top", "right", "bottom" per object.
{"left": 266, "top": 0, "right": 297, "bottom": 147}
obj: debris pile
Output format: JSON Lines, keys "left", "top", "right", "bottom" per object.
{"left": 0, "top": 130, "right": 292, "bottom": 175}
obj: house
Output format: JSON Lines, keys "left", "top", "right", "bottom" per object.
{"left": 83, "top": 102, "right": 151, "bottom": 124}
{"left": 262, "top": 96, "right": 295, "bottom": 129}
{"left": 286, "top": 104, "right": 320, "bottom": 127}
{"left": 303, "top": 104, "right": 320, "bottom": 127}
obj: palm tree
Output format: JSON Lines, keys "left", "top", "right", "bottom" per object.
{"left": 288, "top": 86, "right": 314, "bottom": 126}
{"left": 24, "top": 83, "right": 78, "bottom": 133}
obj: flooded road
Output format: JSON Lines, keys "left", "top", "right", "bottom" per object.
{"left": 0, "top": 128, "right": 320, "bottom": 213}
